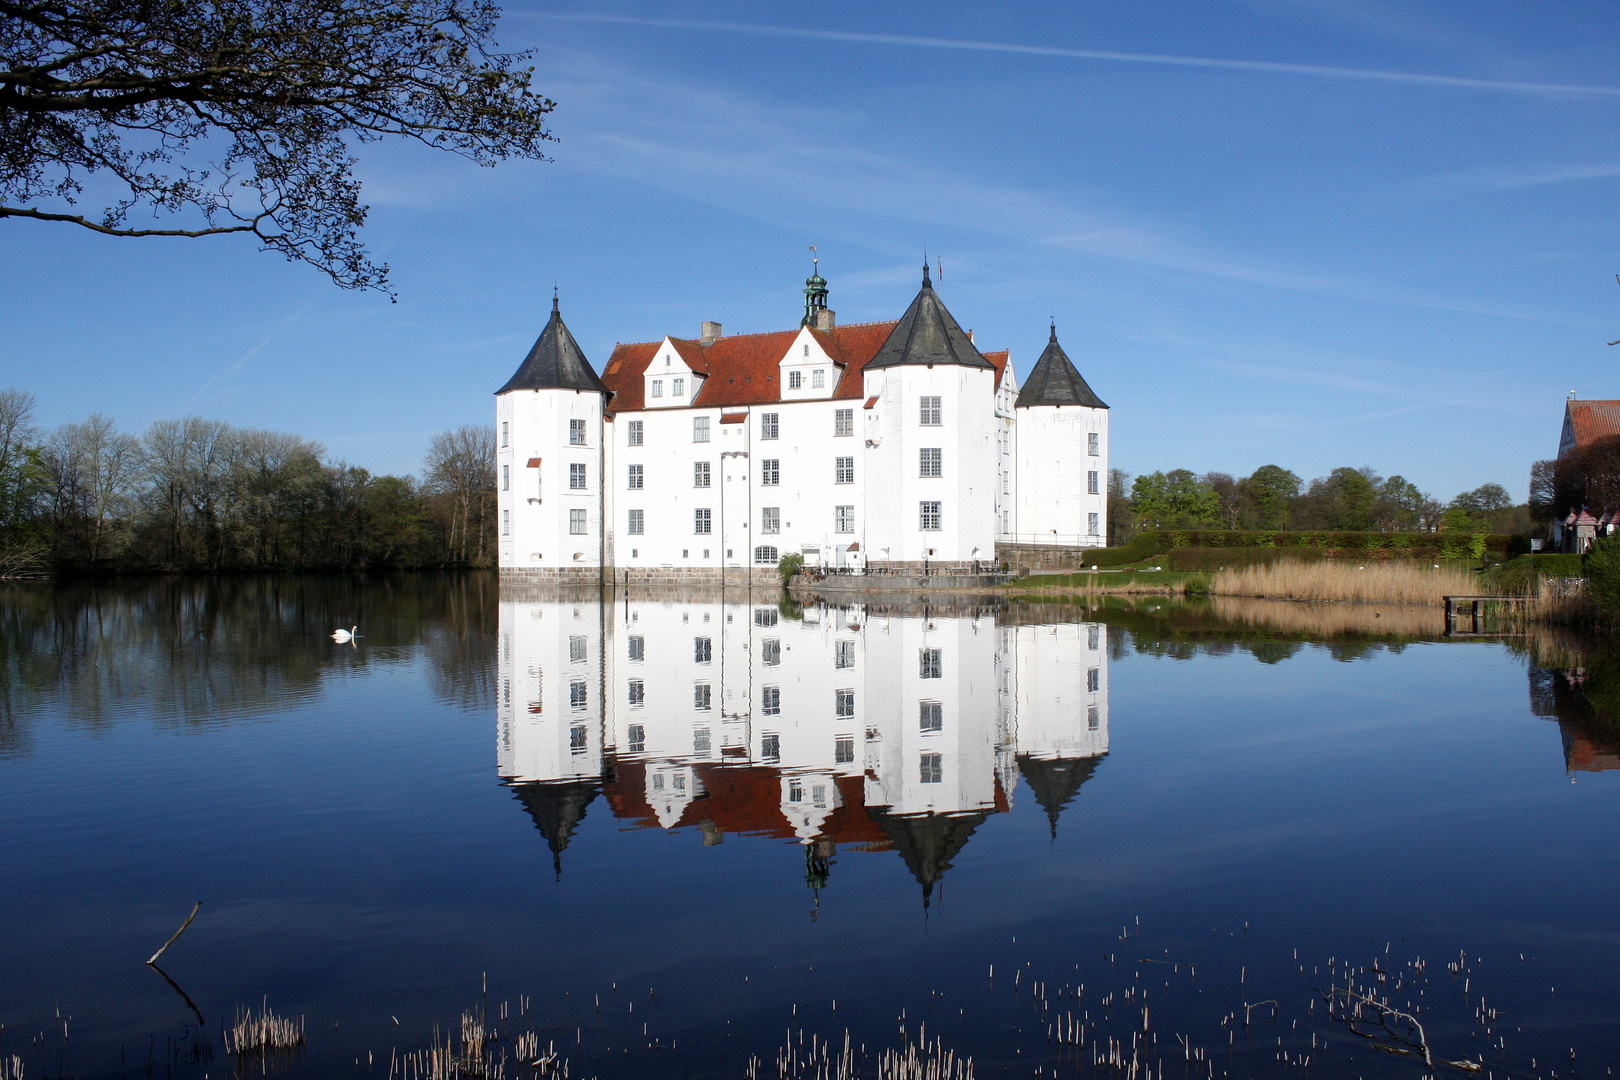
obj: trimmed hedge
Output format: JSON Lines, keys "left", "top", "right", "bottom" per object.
{"left": 1079, "top": 530, "right": 1530, "bottom": 568}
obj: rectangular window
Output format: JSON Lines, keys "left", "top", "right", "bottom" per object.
{"left": 754, "top": 609, "right": 778, "bottom": 627}
{"left": 501, "top": 421, "right": 508, "bottom": 447}
{"left": 570, "top": 462, "right": 587, "bottom": 489}
{"left": 694, "top": 461, "right": 711, "bottom": 488}
{"left": 761, "top": 459, "right": 780, "bottom": 486}
{"left": 1088, "top": 624, "right": 1101, "bottom": 651}
{"left": 763, "top": 686, "right": 781, "bottom": 716}
{"left": 570, "top": 419, "right": 586, "bottom": 445}
{"left": 920, "top": 448, "right": 942, "bottom": 478}
{"left": 920, "top": 648, "right": 942, "bottom": 679}
{"left": 570, "top": 724, "right": 588, "bottom": 753}
{"left": 501, "top": 509, "right": 510, "bottom": 535}
{"left": 920, "top": 396, "right": 941, "bottom": 426}
{"left": 628, "top": 720, "right": 645, "bottom": 748}
{"left": 789, "top": 370, "right": 802, "bottom": 389}
{"left": 694, "top": 508, "right": 711, "bottom": 534}
{"left": 1088, "top": 432, "right": 1099, "bottom": 456}
{"left": 1089, "top": 512, "right": 1100, "bottom": 536}
{"left": 694, "top": 728, "right": 711, "bottom": 753}
{"left": 835, "top": 640, "right": 855, "bottom": 669}
{"left": 761, "top": 413, "right": 779, "bottom": 440}
{"left": 835, "top": 688, "right": 855, "bottom": 718}
{"left": 693, "top": 416, "right": 710, "bottom": 442}
{"left": 919, "top": 753, "right": 942, "bottom": 784}
{"left": 1088, "top": 470, "right": 1099, "bottom": 495}
{"left": 812, "top": 369, "right": 825, "bottom": 388}
{"left": 761, "top": 639, "right": 781, "bottom": 666}
{"left": 627, "top": 509, "right": 644, "bottom": 535}
{"left": 627, "top": 463, "right": 643, "bottom": 489}
{"left": 628, "top": 420, "right": 644, "bottom": 446}
{"left": 761, "top": 507, "right": 780, "bottom": 534}
{"left": 919, "top": 700, "right": 943, "bottom": 732}
{"left": 569, "top": 635, "right": 586, "bottom": 662}
{"left": 835, "top": 505, "right": 854, "bottom": 533}
{"left": 1002, "top": 471, "right": 1009, "bottom": 495}
{"left": 835, "top": 736, "right": 854, "bottom": 764}
{"left": 501, "top": 464, "right": 510, "bottom": 491}
{"left": 1087, "top": 705, "right": 1100, "bottom": 730}
{"left": 694, "top": 683, "right": 711, "bottom": 710}
{"left": 569, "top": 508, "right": 586, "bottom": 534}
{"left": 628, "top": 635, "right": 645, "bottom": 661}
{"left": 835, "top": 457, "right": 854, "bottom": 484}
{"left": 1087, "top": 667, "right": 1100, "bottom": 692}
{"left": 569, "top": 680, "right": 587, "bottom": 709}
{"left": 673, "top": 377, "right": 685, "bottom": 397}
{"left": 651, "top": 379, "right": 663, "bottom": 398}
{"left": 694, "top": 637, "right": 712, "bottom": 663}
{"left": 919, "top": 501, "right": 942, "bottom": 531}
{"left": 834, "top": 408, "right": 853, "bottom": 437}
{"left": 754, "top": 545, "right": 778, "bottom": 565}
{"left": 762, "top": 733, "right": 780, "bottom": 761}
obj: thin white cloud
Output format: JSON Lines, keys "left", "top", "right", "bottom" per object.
{"left": 1444, "top": 161, "right": 1620, "bottom": 191}
{"left": 529, "top": 12, "right": 1620, "bottom": 98}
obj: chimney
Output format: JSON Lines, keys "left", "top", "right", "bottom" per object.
{"left": 700, "top": 321, "right": 722, "bottom": 344}
{"left": 813, "top": 308, "right": 836, "bottom": 332}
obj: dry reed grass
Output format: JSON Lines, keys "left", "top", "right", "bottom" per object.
{"left": 1209, "top": 596, "right": 1440, "bottom": 638}
{"left": 1, "top": 1054, "right": 22, "bottom": 1080}
{"left": 1211, "top": 561, "right": 1477, "bottom": 605}
{"left": 224, "top": 1000, "right": 305, "bottom": 1056}
{"left": 394, "top": 1011, "right": 565, "bottom": 1080}
{"left": 1531, "top": 575, "right": 1594, "bottom": 626}
{"left": 759, "top": 1028, "right": 972, "bottom": 1080}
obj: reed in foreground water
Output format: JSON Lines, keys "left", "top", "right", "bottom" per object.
{"left": 1211, "top": 561, "right": 1478, "bottom": 604}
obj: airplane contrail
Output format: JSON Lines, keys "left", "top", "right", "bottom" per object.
{"left": 530, "top": 12, "right": 1620, "bottom": 98}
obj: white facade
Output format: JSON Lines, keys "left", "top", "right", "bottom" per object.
{"left": 496, "top": 277, "right": 1110, "bottom": 583}
{"left": 496, "top": 591, "right": 1112, "bottom": 894}
{"left": 1010, "top": 403, "right": 1110, "bottom": 546}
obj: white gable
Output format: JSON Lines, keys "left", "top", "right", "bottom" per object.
{"left": 643, "top": 338, "right": 704, "bottom": 409}
{"left": 778, "top": 328, "right": 838, "bottom": 401}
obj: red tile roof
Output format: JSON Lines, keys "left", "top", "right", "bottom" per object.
{"left": 600, "top": 322, "right": 1006, "bottom": 415}
{"left": 1563, "top": 400, "right": 1620, "bottom": 455}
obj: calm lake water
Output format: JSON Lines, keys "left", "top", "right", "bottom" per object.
{"left": 2, "top": 575, "right": 1619, "bottom": 1079}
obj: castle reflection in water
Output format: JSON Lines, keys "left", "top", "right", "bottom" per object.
{"left": 496, "top": 590, "right": 1109, "bottom": 905}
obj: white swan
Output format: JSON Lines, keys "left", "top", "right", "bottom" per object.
{"left": 332, "top": 625, "right": 356, "bottom": 643}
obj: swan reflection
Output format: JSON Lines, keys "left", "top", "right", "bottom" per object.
{"left": 496, "top": 591, "right": 1110, "bottom": 905}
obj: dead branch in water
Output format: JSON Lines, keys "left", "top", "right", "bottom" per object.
{"left": 147, "top": 901, "right": 201, "bottom": 966}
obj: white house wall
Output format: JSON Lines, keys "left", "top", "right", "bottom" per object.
{"left": 1013, "top": 405, "right": 1108, "bottom": 547}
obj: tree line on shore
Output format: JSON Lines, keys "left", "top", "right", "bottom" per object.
{"left": 0, "top": 390, "right": 497, "bottom": 575}
{"left": 1108, "top": 464, "right": 1527, "bottom": 545}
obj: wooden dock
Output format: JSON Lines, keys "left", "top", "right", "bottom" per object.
{"left": 1443, "top": 594, "right": 1531, "bottom": 636}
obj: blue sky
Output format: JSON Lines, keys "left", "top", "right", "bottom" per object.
{"left": 5, "top": 0, "right": 1620, "bottom": 501}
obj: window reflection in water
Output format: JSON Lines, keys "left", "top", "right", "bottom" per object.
{"left": 496, "top": 592, "right": 1110, "bottom": 905}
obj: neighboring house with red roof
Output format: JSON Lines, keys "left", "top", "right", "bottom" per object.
{"left": 1553, "top": 398, "right": 1620, "bottom": 551}
{"left": 494, "top": 267, "right": 1110, "bottom": 583}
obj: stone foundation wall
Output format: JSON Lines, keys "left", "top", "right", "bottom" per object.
{"left": 499, "top": 566, "right": 605, "bottom": 586}
{"left": 995, "top": 543, "right": 1106, "bottom": 576}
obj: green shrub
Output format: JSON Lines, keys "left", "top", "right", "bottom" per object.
{"left": 1585, "top": 537, "right": 1620, "bottom": 615}
{"left": 1081, "top": 531, "right": 1164, "bottom": 567}
{"left": 777, "top": 552, "right": 804, "bottom": 585}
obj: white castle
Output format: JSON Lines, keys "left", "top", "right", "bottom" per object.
{"left": 497, "top": 592, "right": 1111, "bottom": 905}
{"left": 496, "top": 266, "right": 1110, "bottom": 584}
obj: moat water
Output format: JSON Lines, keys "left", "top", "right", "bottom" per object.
{"left": 2, "top": 575, "right": 1619, "bottom": 1078}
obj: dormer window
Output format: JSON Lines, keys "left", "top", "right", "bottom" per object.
{"left": 651, "top": 380, "right": 663, "bottom": 398}
{"left": 673, "top": 378, "right": 685, "bottom": 397}
{"left": 812, "top": 369, "right": 825, "bottom": 388}
{"left": 789, "top": 371, "right": 802, "bottom": 390}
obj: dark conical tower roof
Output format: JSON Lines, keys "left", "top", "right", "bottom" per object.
{"left": 867, "top": 807, "right": 989, "bottom": 908}
{"left": 1015, "top": 324, "right": 1108, "bottom": 409}
{"left": 1016, "top": 754, "right": 1103, "bottom": 840}
{"left": 496, "top": 294, "right": 611, "bottom": 396}
{"left": 865, "top": 262, "right": 996, "bottom": 372}
{"left": 509, "top": 778, "right": 601, "bottom": 879}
